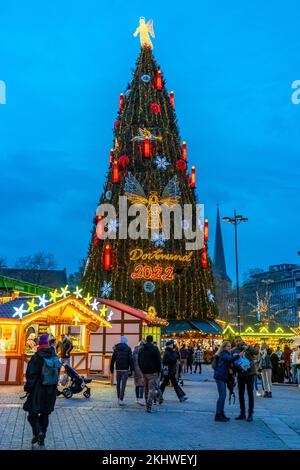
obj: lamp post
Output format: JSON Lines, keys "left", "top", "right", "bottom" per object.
{"left": 223, "top": 210, "right": 248, "bottom": 334}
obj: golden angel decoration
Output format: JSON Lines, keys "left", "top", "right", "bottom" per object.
{"left": 124, "top": 172, "right": 181, "bottom": 229}
{"left": 133, "top": 17, "right": 155, "bottom": 49}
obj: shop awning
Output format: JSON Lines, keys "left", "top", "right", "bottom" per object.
{"left": 162, "top": 319, "right": 223, "bottom": 336}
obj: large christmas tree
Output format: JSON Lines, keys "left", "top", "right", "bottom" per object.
{"left": 82, "top": 21, "right": 217, "bottom": 321}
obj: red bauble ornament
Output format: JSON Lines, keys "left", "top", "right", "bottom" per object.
{"left": 114, "top": 120, "right": 120, "bottom": 129}
{"left": 176, "top": 159, "right": 187, "bottom": 171}
{"left": 150, "top": 102, "right": 161, "bottom": 115}
{"left": 118, "top": 155, "right": 129, "bottom": 168}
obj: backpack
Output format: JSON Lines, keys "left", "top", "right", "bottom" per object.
{"left": 233, "top": 356, "right": 251, "bottom": 374}
{"left": 41, "top": 356, "right": 62, "bottom": 386}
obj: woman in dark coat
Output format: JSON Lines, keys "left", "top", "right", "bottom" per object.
{"left": 160, "top": 341, "right": 187, "bottom": 402}
{"left": 23, "top": 334, "right": 61, "bottom": 447}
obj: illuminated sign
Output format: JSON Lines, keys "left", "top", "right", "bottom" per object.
{"left": 129, "top": 248, "right": 193, "bottom": 263}
{"left": 131, "top": 264, "right": 174, "bottom": 281}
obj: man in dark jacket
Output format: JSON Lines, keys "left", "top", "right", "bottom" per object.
{"left": 232, "top": 336, "right": 259, "bottom": 422}
{"left": 138, "top": 335, "right": 162, "bottom": 413}
{"left": 160, "top": 340, "right": 188, "bottom": 402}
{"left": 56, "top": 334, "right": 73, "bottom": 365}
{"left": 23, "top": 334, "right": 61, "bottom": 447}
{"left": 110, "top": 336, "right": 133, "bottom": 406}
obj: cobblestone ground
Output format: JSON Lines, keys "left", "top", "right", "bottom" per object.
{"left": 0, "top": 366, "right": 300, "bottom": 450}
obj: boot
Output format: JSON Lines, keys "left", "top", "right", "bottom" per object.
{"left": 37, "top": 432, "right": 45, "bottom": 446}
{"left": 247, "top": 414, "right": 253, "bottom": 422}
{"left": 267, "top": 391, "right": 272, "bottom": 398}
{"left": 222, "top": 413, "right": 230, "bottom": 421}
{"left": 235, "top": 414, "right": 246, "bottom": 420}
{"left": 215, "top": 414, "right": 227, "bottom": 422}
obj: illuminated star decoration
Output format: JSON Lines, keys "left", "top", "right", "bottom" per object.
{"left": 91, "top": 298, "right": 100, "bottom": 311}
{"left": 107, "top": 310, "right": 114, "bottom": 322}
{"left": 84, "top": 293, "right": 93, "bottom": 306}
{"left": 73, "top": 314, "right": 80, "bottom": 326}
{"left": 73, "top": 286, "right": 83, "bottom": 299}
{"left": 13, "top": 304, "right": 28, "bottom": 319}
{"left": 61, "top": 285, "right": 70, "bottom": 298}
{"left": 207, "top": 289, "right": 215, "bottom": 303}
{"left": 155, "top": 156, "right": 170, "bottom": 170}
{"left": 49, "top": 289, "right": 61, "bottom": 303}
{"left": 100, "top": 281, "right": 113, "bottom": 298}
{"left": 99, "top": 304, "right": 108, "bottom": 318}
{"left": 152, "top": 232, "right": 167, "bottom": 248}
{"left": 27, "top": 298, "right": 38, "bottom": 313}
{"left": 38, "top": 294, "right": 49, "bottom": 309}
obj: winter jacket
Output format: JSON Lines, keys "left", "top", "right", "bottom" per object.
{"left": 187, "top": 348, "right": 194, "bottom": 365}
{"left": 180, "top": 347, "right": 189, "bottom": 360}
{"left": 162, "top": 348, "right": 178, "bottom": 375}
{"left": 110, "top": 343, "right": 133, "bottom": 373}
{"left": 23, "top": 347, "right": 58, "bottom": 415}
{"left": 232, "top": 344, "right": 259, "bottom": 376}
{"left": 194, "top": 349, "right": 204, "bottom": 363}
{"left": 138, "top": 343, "right": 162, "bottom": 374}
{"left": 213, "top": 351, "right": 240, "bottom": 382}
{"left": 259, "top": 350, "right": 272, "bottom": 370}
{"left": 56, "top": 338, "right": 73, "bottom": 359}
{"left": 133, "top": 346, "right": 144, "bottom": 386}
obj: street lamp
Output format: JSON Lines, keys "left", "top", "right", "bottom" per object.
{"left": 223, "top": 210, "right": 248, "bottom": 334}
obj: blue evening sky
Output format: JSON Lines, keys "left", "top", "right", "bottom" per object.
{"left": 0, "top": 0, "right": 299, "bottom": 282}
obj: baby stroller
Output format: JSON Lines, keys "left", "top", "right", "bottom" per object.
{"left": 59, "top": 364, "right": 92, "bottom": 399}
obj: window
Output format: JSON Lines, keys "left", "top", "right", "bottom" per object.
{"left": 0, "top": 325, "right": 18, "bottom": 353}
{"left": 142, "top": 325, "right": 161, "bottom": 349}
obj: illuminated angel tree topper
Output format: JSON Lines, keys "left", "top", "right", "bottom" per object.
{"left": 81, "top": 24, "right": 217, "bottom": 321}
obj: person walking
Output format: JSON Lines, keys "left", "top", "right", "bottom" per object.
{"left": 138, "top": 335, "right": 163, "bottom": 413}
{"left": 283, "top": 345, "right": 292, "bottom": 383}
{"left": 259, "top": 344, "right": 273, "bottom": 397}
{"left": 270, "top": 349, "right": 280, "bottom": 383}
{"left": 23, "top": 334, "right": 61, "bottom": 447}
{"left": 160, "top": 340, "right": 188, "bottom": 402}
{"left": 194, "top": 345, "right": 204, "bottom": 374}
{"left": 232, "top": 336, "right": 259, "bottom": 422}
{"left": 213, "top": 341, "right": 242, "bottom": 422}
{"left": 110, "top": 336, "right": 133, "bottom": 406}
{"left": 180, "top": 344, "right": 188, "bottom": 373}
{"left": 187, "top": 345, "right": 194, "bottom": 374}
{"left": 132, "top": 340, "right": 145, "bottom": 405}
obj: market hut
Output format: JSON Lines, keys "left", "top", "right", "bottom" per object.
{"left": 0, "top": 295, "right": 112, "bottom": 385}
{"left": 222, "top": 324, "right": 299, "bottom": 348}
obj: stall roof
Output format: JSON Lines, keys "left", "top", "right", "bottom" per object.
{"left": 98, "top": 298, "right": 168, "bottom": 326}
{"left": 162, "top": 319, "right": 223, "bottom": 336}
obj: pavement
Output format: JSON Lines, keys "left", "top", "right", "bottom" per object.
{"left": 0, "top": 365, "right": 300, "bottom": 450}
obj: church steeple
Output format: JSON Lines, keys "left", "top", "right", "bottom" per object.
{"left": 213, "top": 204, "right": 228, "bottom": 279}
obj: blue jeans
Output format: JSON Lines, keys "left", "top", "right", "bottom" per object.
{"left": 215, "top": 379, "right": 227, "bottom": 415}
{"left": 292, "top": 364, "right": 298, "bottom": 384}
{"left": 297, "top": 367, "right": 300, "bottom": 386}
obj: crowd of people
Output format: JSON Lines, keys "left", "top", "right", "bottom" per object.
{"left": 22, "top": 330, "right": 300, "bottom": 448}
{"left": 213, "top": 338, "right": 300, "bottom": 423}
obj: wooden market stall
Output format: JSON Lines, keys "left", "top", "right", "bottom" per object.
{"left": 222, "top": 324, "right": 299, "bottom": 348}
{"left": 0, "top": 295, "right": 111, "bottom": 385}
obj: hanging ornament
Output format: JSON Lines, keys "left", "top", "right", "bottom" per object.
{"left": 103, "top": 243, "right": 112, "bottom": 271}
{"left": 105, "top": 190, "right": 112, "bottom": 201}
{"left": 144, "top": 281, "right": 156, "bottom": 293}
{"left": 119, "top": 93, "right": 124, "bottom": 112}
{"left": 170, "top": 91, "right": 175, "bottom": 109}
{"left": 150, "top": 102, "right": 161, "bottom": 115}
{"left": 143, "top": 136, "right": 151, "bottom": 158}
{"left": 176, "top": 159, "right": 187, "bottom": 171}
{"left": 154, "top": 69, "right": 163, "bottom": 90}
{"left": 118, "top": 155, "right": 130, "bottom": 168}
{"left": 100, "top": 281, "right": 113, "bottom": 298}
{"left": 112, "top": 160, "right": 119, "bottom": 183}
{"left": 141, "top": 74, "right": 151, "bottom": 83}
{"left": 190, "top": 166, "right": 196, "bottom": 188}
{"left": 109, "top": 148, "right": 114, "bottom": 165}
{"left": 125, "top": 89, "right": 131, "bottom": 97}
{"left": 204, "top": 218, "right": 209, "bottom": 242}
{"left": 182, "top": 141, "right": 187, "bottom": 161}
{"left": 155, "top": 156, "right": 170, "bottom": 170}
{"left": 114, "top": 119, "right": 120, "bottom": 129}
{"left": 201, "top": 245, "right": 207, "bottom": 269}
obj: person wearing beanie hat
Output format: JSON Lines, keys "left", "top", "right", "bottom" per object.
{"left": 110, "top": 336, "right": 134, "bottom": 406}
{"left": 23, "top": 332, "right": 61, "bottom": 447}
